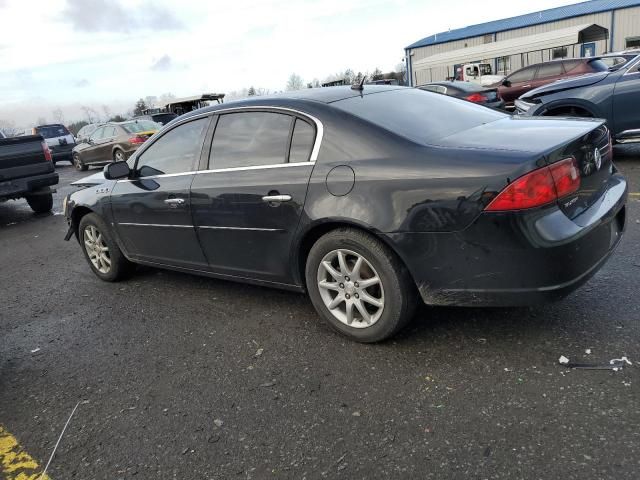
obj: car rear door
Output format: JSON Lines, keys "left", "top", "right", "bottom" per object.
{"left": 612, "top": 59, "right": 640, "bottom": 136}
{"left": 83, "top": 127, "right": 105, "bottom": 164}
{"left": 110, "top": 116, "right": 211, "bottom": 268}
{"left": 97, "top": 125, "right": 117, "bottom": 162}
{"left": 190, "top": 109, "right": 318, "bottom": 284}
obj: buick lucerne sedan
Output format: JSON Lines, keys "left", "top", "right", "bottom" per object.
{"left": 64, "top": 86, "right": 627, "bottom": 342}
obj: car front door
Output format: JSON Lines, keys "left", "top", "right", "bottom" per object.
{"left": 612, "top": 59, "right": 640, "bottom": 136}
{"left": 190, "top": 110, "right": 318, "bottom": 285}
{"left": 98, "top": 125, "right": 117, "bottom": 162}
{"left": 110, "top": 116, "right": 211, "bottom": 268}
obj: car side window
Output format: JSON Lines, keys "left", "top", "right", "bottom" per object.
{"left": 508, "top": 66, "right": 537, "bottom": 83}
{"left": 135, "top": 117, "right": 208, "bottom": 177}
{"left": 91, "top": 127, "right": 105, "bottom": 141}
{"left": 535, "top": 62, "right": 563, "bottom": 79}
{"left": 289, "top": 118, "right": 315, "bottom": 163}
{"left": 104, "top": 126, "right": 116, "bottom": 138}
{"left": 210, "top": 112, "right": 293, "bottom": 169}
{"left": 562, "top": 60, "right": 582, "bottom": 72}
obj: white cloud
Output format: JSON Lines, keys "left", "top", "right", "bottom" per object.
{"left": 0, "top": 0, "right": 581, "bottom": 126}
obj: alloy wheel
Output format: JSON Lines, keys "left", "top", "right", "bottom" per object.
{"left": 317, "top": 249, "right": 384, "bottom": 328}
{"left": 115, "top": 150, "right": 125, "bottom": 162}
{"left": 83, "top": 225, "right": 111, "bottom": 274}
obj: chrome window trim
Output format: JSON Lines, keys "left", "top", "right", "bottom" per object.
{"left": 196, "top": 161, "right": 314, "bottom": 175}
{"left": 124, "top": 106, "right": 324, "bottom": 177}
{"left": 206, "top": 105, "right": 324, "bottom": 162}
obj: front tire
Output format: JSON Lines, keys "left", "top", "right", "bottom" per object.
{"left": 78, "top": 213, "right": 133, "bottom": 281}
{"left": 25, "top": 192, "right": 53, "bottom": 213}
{"left": 305, "top": 228, "right": 417, "bottom": 343}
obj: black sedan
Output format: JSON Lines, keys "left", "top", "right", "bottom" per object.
{"left": 418, "top": 81, "right": 505, "bottom": 109}
{"left": 64, "top": 86, "right": 627, "bottom": 342}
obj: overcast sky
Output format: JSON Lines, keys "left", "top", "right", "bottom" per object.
{"left": 0, "top": 0, "right": 580, "bottom": 126}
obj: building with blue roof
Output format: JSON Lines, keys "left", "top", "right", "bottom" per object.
{"left": 405, "top": 0, "right": 640, "bottom": 86}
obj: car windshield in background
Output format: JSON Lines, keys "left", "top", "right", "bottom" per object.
{"left": 333, "top": 88, "right": 506, "bottom": 144}
{"left": 35, "top": 125, "right": 70, "bottom": 138}
{"left": 122, "top": 121, "right": 160, "bottom": 133}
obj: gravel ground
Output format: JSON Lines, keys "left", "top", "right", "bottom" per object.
{"left": 1, "top": 150, "right": 639, "bottom": 480}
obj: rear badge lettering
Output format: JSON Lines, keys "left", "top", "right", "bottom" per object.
{"left": 564, "top": 197, "right": 578, "bottom": 208}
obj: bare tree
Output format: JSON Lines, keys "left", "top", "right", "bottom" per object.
{"left": 81, "top": 106, "right": 99, "bottom": 123}
{"left": 286, "top": 73, "right": 304, "bottom": 91}
{"left": 0, "top": 119, "right": 19, "bottom": 137}
{"left": 102, "top": 105, "right": 112, "bottom": 122}
{"left": 52, "top": 108, "right": 65, "bottom": 124}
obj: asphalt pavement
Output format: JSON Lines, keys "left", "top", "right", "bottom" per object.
{"left": 1, "top": 151, "right": 639, "bottom": 479}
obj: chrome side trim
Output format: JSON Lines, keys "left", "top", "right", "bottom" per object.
{"left": 196, "top": 161, "right": 314, "bottom": 175}
{"left": 198, "top": 226, "right": 284, "bottom": 232}
{"left": 118, "top": 223, "right": 194, "bottom": 228}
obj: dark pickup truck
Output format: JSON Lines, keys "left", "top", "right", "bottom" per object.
{"left": 0, "top": 131, "right": 59, "bottom": 213}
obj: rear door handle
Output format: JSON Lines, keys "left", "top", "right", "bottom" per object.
{"left": 522, "top": 85, "right": 531, "bottom": 88}
{"left": 164, "top": 198, "right": 185, "bottom": 205}
{"left": 262, "top": 194, "right": 292, "bottom": 203}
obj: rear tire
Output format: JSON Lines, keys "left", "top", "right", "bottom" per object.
{"left": 113, "top": 149, "right": 126, "bottom": 162}
{"left": 78, "top": 213, "right": 134, "bottom": 281}
{"left": 25, "top": 192, "right": 53, "bottom": 213}
{"left": 305, "top": 228, "right": 417, "bottom": 343}
{"left": 73, "top": 153, "right": 88, "bottom": 171}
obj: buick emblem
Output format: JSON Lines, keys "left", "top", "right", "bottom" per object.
{"left": 593, "top": 147, "right": 602, "bottom": 171}
{"left": 583, "top": 147, "right": 602, "bottom": 176}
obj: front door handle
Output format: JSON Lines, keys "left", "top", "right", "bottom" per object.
{"left": 164, "top": 198, "right": 185, "bottom": 205}
{"left": 522, "top": 84, "right": 531, "bottom": 88}
{"left": 262, "top": 194, "right": 292, "bottom": 203}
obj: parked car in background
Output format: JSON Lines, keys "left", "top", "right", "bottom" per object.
{"left": 71, "top": 120, "right": 159, "bottom": 171}
{"left": 64, "top": 86, "right": 626, "bottom": 343}
{"left": 418, "top": 81, "right": 504, "bottom": 109}
{"left": 495, "top": 58, "right": 609, "bottom": 110}
{"left": 516, "top": 54, "right": 640, "bottom": 143}
{"left": 134, "top": 112, "right": 178, "bottom": 126}
{"left": 76, "top": 123, "right": 101, "bottom": 142}
{"left": 31, "top": 124, "right": 76, "bottom": 166}
{"left": 0, "top": 133, "right": 58, "bottom": 212}
{"left": 598, "top": 50, "right": 640, "bottom": 70}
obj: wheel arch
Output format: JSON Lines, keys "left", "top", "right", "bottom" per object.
{"left": 70, "top": 205, "right": 95, "bottom": 241}
{"left": 293, "top": 219, "right": 416, "bottom": 290}
{"left": 538, "top": 99, "right": 600, "bottom": 118}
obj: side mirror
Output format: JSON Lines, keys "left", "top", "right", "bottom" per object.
{"left": 502, "top": 79, "right": 512, "bottom": 87}
{"left": 104, "top": 161, "right": 131, "bottom": 180}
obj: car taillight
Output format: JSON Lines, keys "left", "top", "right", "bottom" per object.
{"left": 129, "top": 135, "right": 146, "bottom": 145}
{"left": 485, "top": 157, "right": 580, "bottom": 211}
{"left": 42, "top": 141, "right": 52, "bottom": 162}
{"left": 465, "top": 93, "right": 486, "bottom": 103}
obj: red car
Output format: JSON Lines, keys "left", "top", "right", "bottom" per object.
{"left": 495, "top": 58, "right": 609, "bottom": 109}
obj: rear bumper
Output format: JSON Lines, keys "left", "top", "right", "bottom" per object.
{"left": 387, "top": 174, "right": 628, "bottom": 307}
{"left": 50, "top": 144, "right": 75, "bottom": 161}
{"left": 0, "top": 171, "right": 59, "bottom": 200}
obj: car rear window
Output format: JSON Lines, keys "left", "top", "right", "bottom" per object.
{"left": 122, "top": 120, "right": 160, "bottom": 133}
{"left": 332, "top": 88, "right": 506, "bottom": 144}
{"left": 35, "top": 125, "right": 70, "bottom": 139}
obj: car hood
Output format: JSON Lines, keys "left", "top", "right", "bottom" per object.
{"left": 522, "top": 71, "right": 609, "bottom": 99}
{"left": 429, "top": 115, "right": 605, "bottom": 154}
{"left": 71, "top": 171, "right": 108, "bottom": 187}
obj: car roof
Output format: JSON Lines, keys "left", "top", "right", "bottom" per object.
{"left": 178, "top": 85, "right": 409, "bottom": 120}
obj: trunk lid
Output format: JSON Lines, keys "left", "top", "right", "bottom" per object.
{"left": 547, "top": 123, "right": 613, "bottom": 220}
